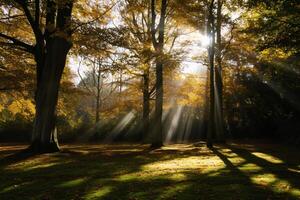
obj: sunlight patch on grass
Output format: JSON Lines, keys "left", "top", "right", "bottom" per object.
{"left": 218, "top": 149, "right": 247, "bottom": 165}
{"left": 117, "top": 155, "right": 226, "bottom": 182}
{"left": 57, "top": 177, "right": 87, "bottom": 188}
{"left": 206, "top": 171, "right": 224, "bottom": 177}
{"left": 168, "top": 173, "right": 187, "bottom": 181}
{"left": 160, "top": 144, "right": 199, "bottom": 151}
{"left": 118, "top": 171, "right": 188, "bottom": 182}
{"left": 5, "top": 156, "right": 62, "bottom": 171}
{"left": 0, "top": 185, "right": 21, "bottom": 194}
{"left": 290, "top": 189, "right": 300, "bottom": 197}
{"left": 250, "top": 173, "right": 300, "bottom": 198}
{"left": 117, "top": 173, "right": 137, "bottom": 181}
{"left": 288, "top": 168, "right": 300, "bottom": 173}
{"left": 0, "top": 181, "right": 33, "bottom": 194}
{"left": 271, "top": 180, "right": 291, "bottom": 193}
{"left": 68, "top": 149, "right": 91, "bottom": 155}
{"left": 238, "top": 163, "right": 263, "bottom": 171}
{"left": 84, "top": 186, "right": 112, "bottom": 200}
{"left": 142, "top": 156, "right": 225, "bottom": 174}
{"left": 250, "top": 173, "right": 277, "bottom": 186}
{"left": 251, "top": 152, "right": 283, "bottom": 164}
{"left": 23, "top": 162, "right": 65, "bottom": 171}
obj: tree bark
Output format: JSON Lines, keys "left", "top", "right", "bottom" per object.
{"left": 151, "top": 0, "right": 167, "bottom": 148}
{"left": 207, "top": 0, "right": 215, "bottom": 148}
{"left": 0, "top": 0, "right": 74, "bottom": 153}
{"left": 153, "top": 59, "right": 163, "bottom": 147}
{"left": 215, "top": 0, "right": 226, "bottom": 143}
{"left": 142, "top": 67, "right": 150, "bottom": 141}
{"left": 30, "top": 37, "right": 71, "bottom": 152}
{"left": 29, "top": 0, "right": 74, "bottom": 153}
{"left": 202, "top": 65, "right": 210, "bottom": 139}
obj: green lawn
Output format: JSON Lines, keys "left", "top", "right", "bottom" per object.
{"left": 0, "top": 141, "right": 299, "bottom": 200}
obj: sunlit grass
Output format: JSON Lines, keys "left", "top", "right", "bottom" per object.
{"left": 251, "top": 152, "right": 283, "bottom": 164}
{"left": 84, "top": 186, "right": 112, "bottom": 200}
{"left": 0, "top": 142, "right": 299, "bottom": 199}
{"left": 58, "top": 178, "right": 88, "bottom": 188}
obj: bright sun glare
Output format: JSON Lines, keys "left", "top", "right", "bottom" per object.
{"left": 199, "top": 34, "right": 210, "bottom": 47}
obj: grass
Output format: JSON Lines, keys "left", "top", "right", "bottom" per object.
{"left": 0, "top": 141, "right": 300, "bottom": 200}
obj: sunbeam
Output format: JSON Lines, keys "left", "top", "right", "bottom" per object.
{"left": 165, "top": 106, "right": 183, "bottom": 143}
{"left": 104, "top": 111, "right": 136, "bottom": 142}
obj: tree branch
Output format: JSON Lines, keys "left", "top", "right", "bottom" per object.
{"left": 0, "top": 33, "right": 34, "bottom": 53}
{"left": 14, "top": 0, "right": 44, "bottom": 45}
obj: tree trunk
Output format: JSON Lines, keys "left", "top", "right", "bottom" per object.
{"left": 119, "top": 69, "right": 123, "bottom": 101}
{"left": 207, "top": 0, "right": 215, "bottom": 148}
{"left": 153, "top": 60, "right": 163, "bottom": 147}
{"left": 96, "top": 67, "right": 101, "bottom": 124}
{"left": 215, "top": 0, "right": 225, "bottom": 143}
{"left": 142, "top": 68, "right": 150, "bottom": 141}
{"left": 202, "top": 66, "right": 210, "bottom": 139}
{"left": 150, "top": 0, "right": 167, "bottom": 148}
{"left": 29, "top": 37, "right": 71, "bottom": 153}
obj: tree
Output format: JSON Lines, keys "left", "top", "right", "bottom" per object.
{"left": 247, "top": 0, "right": 300, "bottom": 53}
{"left": 206, "top": 0, "right": 215, "bottom": 148}
{"left": 150, "top": 0, "right": 167, "bottom": 148}
{"left": 120, "top": 0, "right": 154, "bottom": 140}
{"left": 214, "top": 0, "right": 225, "bottom": 143}
{"left": 0, "top": 0, "right": 74, "bottom": 152}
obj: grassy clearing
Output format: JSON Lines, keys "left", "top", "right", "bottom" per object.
{"left": 0, "top": 141, "right": 299, "bottom": 200}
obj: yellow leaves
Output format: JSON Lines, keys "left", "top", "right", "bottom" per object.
{"left": 0, "top": 104, "right": 4, "bottom": 113}
{"left": 259, "top": 48, "right": 292, "bottom": 61}
{"left": 6, "top": 98, "right": 35, "bottom": 120}
{"left": 187, "top": 92, "right": 199, "bottom": 103}
{"left": 173, "top": 74, "right": 205, "bottom": 107}
{"left": 73, "top": 0, "right": 113, "bottom": 24}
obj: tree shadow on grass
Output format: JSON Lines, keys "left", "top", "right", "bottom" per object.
{"left": 0, "top": 144, "right": 212, "bottom": 199}
{"left": 228, "top": 145, "right": 300, "bottom": 192}
{"left": 0, "top": 146, "right": 36, "bottom": 168}
{"left": 89, "top": 147, "right": 298, "bottom": 200}
{"left": 0, "top": 143, "right": 299, "bottom": 200}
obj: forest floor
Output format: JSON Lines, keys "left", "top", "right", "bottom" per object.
{"left": 0, "top": 140, "right": 299, "bottom": 200}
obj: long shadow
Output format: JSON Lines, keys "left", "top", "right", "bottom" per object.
{"left": 0, "top": 146, "right": 36, "bottom": 168}
{"left": 211, "top": 146, "right": 300, "bottom": 200}
{"left": 1, "top": 143, "right": 299, "bottom": 200}
{"left": 210, "top": 147, "right": 274, "bottom": 197}
{"left": 92, "top": 146, "right": 297, "bottom": 200}
{"left": 0, "top": 144, "right": 213, "bottom": 200}
{"left": 229, "top": 145, "right": 300, "bottom": 191}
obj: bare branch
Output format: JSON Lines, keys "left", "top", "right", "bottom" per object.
{"left": 0, "top": 33, "right": 35, "bottom": 53}
{"left": 0, "top": 14, "right": 25, "bottom": 21}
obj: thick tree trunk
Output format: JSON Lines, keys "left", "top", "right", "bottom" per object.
{"left": 142, "top": 69, "right": 150, "bottom": 141}
{"left": 215, "top": 0, "right": 225, "bottom": 143}
{"left": 150, "top": 0, "right": 167, "bottom": 148}
{"left": 207, "top": 0, "right": 215, "bottom": 148}
{"left": 29, "top": 37, "right": 71, "bottom": 153}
